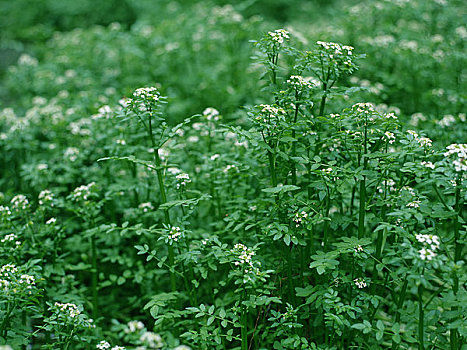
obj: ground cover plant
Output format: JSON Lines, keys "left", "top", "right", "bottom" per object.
{"left": 0, "top": 0, "right": 466, "bottom": 349}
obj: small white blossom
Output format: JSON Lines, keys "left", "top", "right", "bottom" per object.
{"left": 45, "top": 218, "right": 56, "bottom": 225}
{"left": 354, "top": 245, "right": 364, "bottom": 253}
{"left": 64, "top": 147, "right": 80, "bottom": 162}
{"left": 175, "top": 173, "right": 191, "bottom": 189}
{"left": 406, "top": 200, "right": 421, "bottom": 208}
{"left": 268, "top": 29, "right": 289, "bottom": 44}
{"left": 96, "top": 341, "right": 111, "bottom": 349}
{"left": 139, "top": 202, "right": 154, "bottom": 213}
{"left": 167, "top": 226, "right": 183, "bottom": 242}
{"left": 125, "top": 320, "right": 145, "bottom": 333}
{"left": 354, "top": 277, "right": 367, "bottom": 289}
{"left": 39, "top": 190, "right": 54, "bottom": 205}
{"left": 203, "top": 107, "right": 220, "bottom": 121}
{"left": 10, "top": 195, "right": 29, "bottom": 210}
{"left": 293, "top": 211, "right": 308, "bottom": 227}
{"left": 54, "top": 302, "right": 81, "bottom": 318}
{"left": 421, "top": 161, "right": 435, "bottom": 169}
{"left": 419, "top": 247, "right": 436, "bottom": 260}
{"left": 140, "top": 331, "right": 163, "bottom": 348}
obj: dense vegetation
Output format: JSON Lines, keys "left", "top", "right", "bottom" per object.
{"left": 0, "top": 0, "right": 465, "bottom": 349}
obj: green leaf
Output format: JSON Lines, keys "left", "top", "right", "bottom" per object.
{"left": 262, "top": 185, "right": 300, "bottom": 194}
{"left": 207, "top": 316, "right": 215, "bottom": 326}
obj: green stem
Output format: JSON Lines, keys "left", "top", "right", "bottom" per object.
{"left": 358, "top": 124, "right": 368, "bottom": 239}
{"left": 267, "top": 150, "right": 278, "bottom": 187}
{"left": 148, "top": 114, "right": 176, "bottom": 293}
{"left": 418, "top": 284, "right": 424, "bottom": 350}
{"left": 391, "top": 276, "right": 408, "bottom": 350}
{"left": 319, "top": 82, "right": 327, "bottom": 116}
{"left": 91, "top": 234, "right": 98, "bottom": 321}
{"left": 450, "top": 179, "right": 462, "bottom": 349}
{"left": 241, "top": 289, "right": 248, "bottom": 350}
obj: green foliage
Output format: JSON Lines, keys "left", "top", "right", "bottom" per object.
{"left": 0, "top": 1, "right": 466, "bottom": 349}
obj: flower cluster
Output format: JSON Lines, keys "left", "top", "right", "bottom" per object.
{"left": 377, "top": 179, "right": 396, "bottom": 193}
{"left": 252, "top": 104, "right": 287, "bottom": 131}
{"left": 416, "top": 234, "right": 440, "bottom": 261}
{"left": 421, "top": 161, "right": 435, "bottom": 169}
{"left": 229, "top": 243, "right": 262, "bottom": 282}
{"left": 140, "top": 331, "right": 164, "bottom": 348}
{"left": 444, "top": 144, "right": 467, "bottom": 172}
{"left": 10, "top": 194, "right": 29, "bottom": 211}
{"left": 38, "top": 189, "right": 54, "bottom": 206}
{"left": 71, "top": 182, "right": 98, "bottom": 202}
{"left": 0, "top": 205, "right": 12, "bottom": 217}
{"left": 138, "top": 202, "right": 154, "bottom": 212}
{"left": 125, "top": 320, "right": 145, "bottom": 333}
{"left": 406, "top": 130, "right": 432, "bottom": 148}
{"left": 64, "top": 147, "right": 80, "bottom": 162}
{"left": 54, "top": 302, "right": 81, "bottom": 318}
{"left": 96, "top": 342, "right": 126, "bottom": 350}
{"left": 128, "top": 87, "right": 161, "bottom": 115}
{"left": 406, "top": 200, "right": 421, "bottom": 208}
{"left": 0, "top": 264, "right": 36, "bottom": 294}
{"left": 167, "top": 226, "right": 183, "bottom": 243}
{"left": 354, "top": 277, "right": 367, "bottom": 289}
{"left": 354, "top": 245, "right": 364, "bottom": 253}
{"left": 286, "top": 75, "right": 314, "bottom": 90}
{"left": 203, "top": 107, "right": 220, "bottom": 121}
{"left": 1, "top": 234, "right": 21, "bottom": 247}
{"left": 175, "top": 173, "right": 191, "bottom": 189}
{"left": 293, "top": 211, "right": 308, "bottom": 227}
{"left": 316, "top": 41, "right": 355, "bottom": 68}
{"left": 383, "top": 131, "right": 395, "bottom": 144}
{"left": 268, "top": 29, "right": 289, "bottom": 44}
{"left": 353, "top": 102, "right": 375, "bottom": 113}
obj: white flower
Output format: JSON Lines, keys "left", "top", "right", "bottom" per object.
{"left": 406, "top": 200, "right": 421, "bottom": 208}
{"left": 39, "top": 190, "right": 54, "bottom": 205}
{"left": 64, "top": 147, "right": 80, "bottom": 162}
{"left": 419, "top": 247, "right": 436, "bottom": 260}
{"left": 167, "top": 226, "right": 183, "bottom": 242}
{"left": 71, "top": 182, "right": 97, "bottom": 201}
{"left": 173, "top": 346, "right": 191, "bottom": 350}
{"left": 354, "top": 277, "right": 367, "bottom": 289}
{"left": 46, "top": 218, "right": 57, "bottom": 225}
{"left": 37, "top": 163, "right": 48, "bottom": 171}
{"left": 203, "top": 107, "right": 220, "bottom": 121}
{"left": 0, "top": 206, "right": 11, "bottom": 216}
{"left": 286, "top": 75, "right": 314, "bottom": 90}
{"left": 421, "top": 161, "right": 435, "bottom": 169}
{"left": 268, "top": 29, "right": 289, "bottom": 44}
{"left": 10, "top": 195, "right": 29, "bottom": 210}
{"left": 444, "top": 144, "right": 467, "bottom": 172}
{"left": 54, "top": 302, "right": 81, "bottom": 318}
{"left": 140, "top": 331, "right": 163, "bottom": 348}
{"left": 384, "top": 131, "right": 395, "bottom": 144}
{"left": 293, "top": 211, "right": 308, "bottom": 227}
{"left": 96, "top": 341, "right": 111, "bottom": 349}
{"left": 175, "top": 173, "right": 191, "bottom": 189}
{"left": 354, "top": 245, "right": 364, "bottom": 253}
{"left": 125, "top": 320, "right": 145, "bottom": 333}
{"left": 138, "top": 202, "right": 154, "bottom": 213}
{"left": 223, "top": 164, "right": 237, "bottom": 173}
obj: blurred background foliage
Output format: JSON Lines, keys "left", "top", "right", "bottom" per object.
{"left": 0, "top": 0, "right": 466, "bottom": 137}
